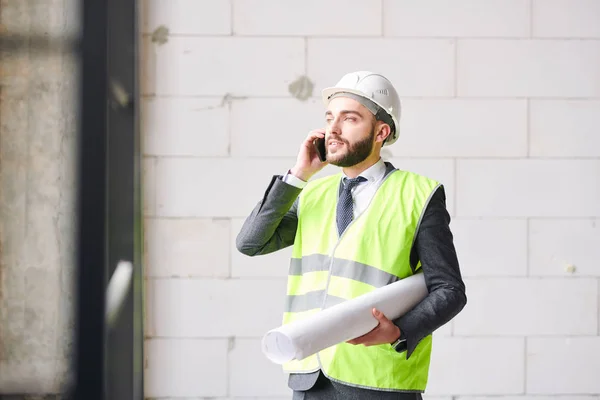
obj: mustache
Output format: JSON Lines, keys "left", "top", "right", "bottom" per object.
{"left": 327, "top": 136, "right": 348, "bottom": 145}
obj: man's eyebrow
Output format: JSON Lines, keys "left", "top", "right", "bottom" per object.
{"left": 324, "top": 110, "right": 364, "bottom": 117}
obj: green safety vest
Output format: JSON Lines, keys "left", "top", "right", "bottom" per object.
{"left": 282, "top": 167, "right": 440, "bottom": 392}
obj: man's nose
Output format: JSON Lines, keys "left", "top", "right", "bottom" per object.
{"left": 328, "top": 118, "right": 342, "bottom": 135}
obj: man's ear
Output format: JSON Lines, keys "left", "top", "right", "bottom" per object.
{"left": 375, "top": 122, "right": 391, "bottom": 144}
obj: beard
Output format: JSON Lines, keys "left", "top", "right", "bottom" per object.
{"left": 327, "top": 126, "right": 376, "bottom": 168}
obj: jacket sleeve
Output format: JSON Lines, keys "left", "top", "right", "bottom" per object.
{"left": 236, "top": 175, "right": 302, "bottom": 256}
{"left": 392, "top": 185, "right": 467, "bottom": 358}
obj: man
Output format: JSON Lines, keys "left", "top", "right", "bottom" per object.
{"left": 236, "top": 71, "right": 466, "bottom": 399}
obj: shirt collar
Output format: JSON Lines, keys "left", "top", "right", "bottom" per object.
{"left": 342, "top": 158, "right": 386, "bottom": 183}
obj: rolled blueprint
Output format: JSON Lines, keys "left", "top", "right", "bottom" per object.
{"left": 262, "top": 272, "right": 428, "bottom": 364}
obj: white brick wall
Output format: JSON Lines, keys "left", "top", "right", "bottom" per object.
{"left": 229, "top": 339, "right": 291, "bottom": 397}
{"left": 457, "top": 40, "right": 600, "bottom": 97}
{"left": 142, "top": 0, "right": 231, "bottom": 35}
{"left": 453, "top": 278, "right": 598, "bottom": 335}
{"left": 143, "top": 97, "right": 230, "bottom": 157}
{"left": 456, "top": 160, "right": 600, "bottom": 217}
{"left": 391, "top": 99, "right": 528, "bottom": 157}
{"left": 308, "top": 38, "right": 456, "bottom": 97}
{"left": 145, "top": 338, "right": 229, "bottom": 397}
{"left": 141, "top": 0, "right": 600, "bottom": 398}
{"left": 427, "top": 337, "right": 526, "bottom": 395}
{"left": 527, "top": 337, "right": 600, "bottom": 394}
{"left": 532, "top": 0, "right": 600, "bottom": 38}
{"left": 451, "top": 219, "right": 528, "bottom": 277}
{"left": 529, "top": 219, "right": 600, "bottom": 277}
{"left": 230, "top": 98, "right": 323, "bottom": 157}
{"left": 530, "top": 100, "right": 600, "bottom": 157}
{"left": 145, "top": 218, "right": 231, "bottom": 277}
{"left": 147, "top": 278, "right": 287, "bottom": 338}
{"left": 233, "top": 0, "right": 382, "bottom": 36}
{"left": 144, "top": 36, "right": 305, "bottom": 96}
{"left": 383, "top": 0, "right": 531, "bottom": 38}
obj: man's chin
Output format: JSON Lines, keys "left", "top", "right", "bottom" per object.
{"left": 326, "top": 153, "right": 346, "bottom": 167}
{"left": 327, "top": 156, "right": 355, "bottom": 168}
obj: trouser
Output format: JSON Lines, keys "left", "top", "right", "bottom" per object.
{"left": 292, "top": 372, "right": 423, "bottom": 400}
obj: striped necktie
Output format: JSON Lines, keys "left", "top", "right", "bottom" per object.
{"left": 336, "top": 176, "right": 367, "bottom": 236}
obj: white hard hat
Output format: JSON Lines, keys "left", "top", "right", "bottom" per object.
{"left": 322, "top": 71, "right": 401, "bottom": 146}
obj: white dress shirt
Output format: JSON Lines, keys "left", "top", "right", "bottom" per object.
{"left": 282, "top": 158, "right": 387, "bottom": 219}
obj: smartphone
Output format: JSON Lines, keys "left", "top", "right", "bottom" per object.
{"left": 313, "top": 137, "right": 327, "bottom": 162}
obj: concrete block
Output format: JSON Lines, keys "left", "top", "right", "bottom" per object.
{"left": 147, "top": 278, "right": 287, "bottom": 337}
{"left": 456, "top": 160, "right": 600, "bottom": 217}
{"left": 529, "top": 219, "right": 600, "bottom": 277}
{"left": 233, "top": 0, "right": 381, "bottom": 36}
{"left": 458, "top": 40, "right": 600, "bottom": 97}
{"left": 453, "top": 278, "right": 598, "bottom": 335}
{"left": 0, "top": 270, "right": 25, "bottom": 361}
{"left": 451, "top": 219, "right": 527, "bottom": 277}
{"left": 0, "top": 2, "right": 78, "bottom": 388}
{"left": 141, "top": 0, "right": 231, "bottom": 35}
{"left": 229, "top": 338, "right": 292, "bottom": 397}
{"left": 145, "top": 338, "right": 228, "bottom": 397}
{"left": 392, "top": 99, "right": 527, "bottom": 157}
{"left": 155, "top": 157, "right": 298, "bottom": 217}
{"left": 527, "top": 337, "right": 600, "bottom": 394}
{"left": 144, "top": 218, "right": 230, "bottom": 278}
{"left": 148, "top": 37, "right": 305, "bottom": 96}
{"left": 530, "top": 100, "right": 600, "bottom": 157}
{"left": 427, "top": 337, "right": 524, "bottom": 395}
{"left": 142, "top": 97, "right": 230, "bottom": 157}
{"left": 231, "top": 218, "right": 293, "bottom": 278}
{"left": 384, "top": 0, "right": 530, "bottom": 37}
{"left": 0, "top": 359, "right": 61, "bottom": 394}
{"left": 21, "top": 268, "right": 61, "bottom": 360}
{"left": 230, "top": 98, "right": 324, "bottom": 157}
{"left": 308, "top": 39, "right": 455, "bottom": 97}
{"left": 0, "top": 0, "right": 79, "bottom": 38}
{"left": 533, "top": 0, "right": 600, "bottom": 38}
{"left": 143, "top": 157, "right": 156, "bottom": 216}
{"left": 386, "top": 158, "right": 455, "bottom": 216}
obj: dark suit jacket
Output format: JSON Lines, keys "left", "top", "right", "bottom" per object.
{"left": 236, "top": 162, "right": 467, "bottom": 393}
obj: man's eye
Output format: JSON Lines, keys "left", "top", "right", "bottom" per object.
{"left": 345, "top": 117, "right": 356, "bottom": 122}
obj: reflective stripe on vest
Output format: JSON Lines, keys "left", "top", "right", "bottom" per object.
{"left": 285, "top": 255, "right": 399, "bottom": 312}
{"left": 282, "top": 167, "right": 440, "bottom": 392}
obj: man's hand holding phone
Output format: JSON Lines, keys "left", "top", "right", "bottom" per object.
{"left": 289, "top": 129, "right": 328, "bottom": 182}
